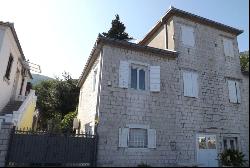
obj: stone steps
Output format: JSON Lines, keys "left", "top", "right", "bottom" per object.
{"left": 0, "top": 101, "right": 23, "bottom": 115}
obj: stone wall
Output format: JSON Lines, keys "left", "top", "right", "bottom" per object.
{"left": 94, "top": 16, "right": 249, "bottom": 166}
{"left": 78, "top": 15, "right": 249, "bottom": 167}
{"left": 97, "top": 45, "right": 179, "bottom": 167}
{"left": 0, "top": 122, "right": 13, "bottom": 167}
{"left": 173, "top": 16, "right": 249, "bottom": 164}
{"left": 77, "top": 53, "right": 101, "bottom": 134}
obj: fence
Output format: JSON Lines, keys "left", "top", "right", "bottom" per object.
{"left": 5, "top": 127, "right": 98, "bottom": 167}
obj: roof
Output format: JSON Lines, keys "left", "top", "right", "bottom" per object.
{"left": 139, "top": 6, "right": 244, "bottom": 45}
{"left": 77, "top": 34, "right": 178, "bottom": 87}
{"left": 0, "top": 21, "right": 32, "bottom": 79}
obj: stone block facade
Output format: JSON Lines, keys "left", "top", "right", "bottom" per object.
{"left": 0, "top": 122, "right": 13, "bottom": 167}
{"left": 77, "top": 8, "right": 249, "bottom": 167}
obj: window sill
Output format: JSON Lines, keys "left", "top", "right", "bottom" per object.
{"left": 184, "top": 95, "right": 198, "bottom": 98}
{"left": 125, "top": 147, "right": 151, "bottom": 152}
{"left": 229, "top": 102, "right": 241, "bottom": 104}
{"left": 128, "top": 88, "right": 150, "bottom": 94}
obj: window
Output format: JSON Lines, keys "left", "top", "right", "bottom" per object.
{"left": 118, "top": 125, "right": 156, "bottom": 149}
{"left": 129, "top": 128, "right": 148, "bottom": 148}
{"left": 119, "top": 61, "right": 160, "bottom": 92}
{"left": 223, "top": 38, "right": 234, "bottom": 57}
{"left": 223, "top": 137, "right": 238, "bottom": 150}
{"left": 181, "top": 25, "right": 195, "bottom": 47}
{"left": 228, "top": 80, "right": 241, "bottom": 103}
{"left": 131, "top": 68, "right": 137, "bottom": 89}
{"left": 5, "top": 54, "right": 14, "bottom": 80}
{"left": 183, "top": 71, "right": 198, "bottom": 97}
{"left": 130, "top": 65, "right": 146, "bottom": 90}
{"left": 198, "top": 135, "right": 216, "bottom": 150}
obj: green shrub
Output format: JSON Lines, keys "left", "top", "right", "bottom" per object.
{"left": 218, "top": 149, "right": 246, "bottom": 167}
{"left": 137, "top": 162, "right": 151, "bottom": 167}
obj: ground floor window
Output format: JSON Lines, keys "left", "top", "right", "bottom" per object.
{"left": 128, "top": 128, "right": 148, "bottom": 148}
{"left": 223, "top": 137, "right": 238, "bottom": 150}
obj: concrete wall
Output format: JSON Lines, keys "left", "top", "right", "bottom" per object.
{"left": 144, "top": 26, "right": 166, "bottom": 50}
{"left": 18, "top": 97, "right": 37, "bottom": 129}
{"left": 166, "top": 17, "right": 175, "bottom": 50}
{"left": 77, "top": 53, "right": 101, "bottom": 134}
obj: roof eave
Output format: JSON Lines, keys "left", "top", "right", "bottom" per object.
{"left": 139, "top": 7, "right": 243, "bottom": 45}
{"left": 77, "top": 35, "right": 178, "bottom": 88}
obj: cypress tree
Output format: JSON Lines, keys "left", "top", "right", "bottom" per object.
{"left": 102, "top": 14, "right": 133, "bottom": 41}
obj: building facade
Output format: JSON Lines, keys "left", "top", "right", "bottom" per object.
{"left": 77, "top": 7, "right": 249, "bottom": 167}
{"left": 0, "top": 21, "right": 37, "bottom": 129}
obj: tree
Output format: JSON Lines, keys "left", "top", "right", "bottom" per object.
{"left": 34, "top": 80, "right": 59, "bottom": 129}
{"left": 102, "top": 14, "right": 133, "bottom": 41}
{"left": 240, "top": 51, "right": 249, "bottom": 72}
{"left": 34, "top": 72, "right": 79, "bottom": 130}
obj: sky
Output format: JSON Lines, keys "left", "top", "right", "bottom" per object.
{"left": 0, "top": 0, "right": 249, "bottom": 79}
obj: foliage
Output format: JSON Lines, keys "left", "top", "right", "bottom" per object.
{"left": 240, "top": 51, "right": 249, "bottom": 72}
{"left": 218, "top": 149, "right": 246, "bottom": 167}
{"left": 102, "top": 14, "right": 133, "bottom": 41}
{"left": 61, "top": 111, "right": 77, "bottom": 133}
{"left": 47, "top": 113, "right": 62, "bottom": 133}
{"left": 34, "top": 80, "right": 59, "bottom": 129}
{"left": 137, "top": 162, "right": 151, "bottom": 167}
{"left": 34, "top": 72, "right": 79, "bottom": 130}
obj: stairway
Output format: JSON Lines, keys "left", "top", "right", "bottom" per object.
{"left": 0, "top": 101, "right": 23, "bottom": 115}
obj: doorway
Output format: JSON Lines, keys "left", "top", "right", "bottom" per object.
{"left": 196, "top": 134, "right": 218, "bottom": 167}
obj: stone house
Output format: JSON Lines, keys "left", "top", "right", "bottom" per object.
{"left": 77, "top": 7, "right": 249, "bottom": 167}
{"left": 0, "top": 21, "right": 37, "bottom": 129}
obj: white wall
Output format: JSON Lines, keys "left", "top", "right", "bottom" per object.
{"left": 0, "top": 26, "right": 29, "bottom": 112}
{"left": 77, "top": 53, "right": 101, "bottom": 134}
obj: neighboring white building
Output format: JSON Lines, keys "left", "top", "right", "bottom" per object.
{"left": 77, "top": 7, "right": 249, "bottom": 167}
{"left": 0, "top": 21, "right": 37, "bottom": 129}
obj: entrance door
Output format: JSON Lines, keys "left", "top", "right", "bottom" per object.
{"left": 196, "top": 134, "right": 218, "bottom": 167}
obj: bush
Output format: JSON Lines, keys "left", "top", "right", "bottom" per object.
{"left": 61, "top": 111, "right": 77, "bottom": 133}
{"left": 137, "top": 162, "right": 151, "bottom": 167}
{"left": 218, "top": 149, "right": 246, "bottom": 167}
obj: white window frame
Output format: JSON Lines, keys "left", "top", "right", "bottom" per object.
{"left": 183, "top": 71, "right": 199, "bottom": 98}
{"left": 181, "top": 24, "right": 195, "bottom": 47}
{"left": 118, "top": 124, "right": 156, "bottom": 149}
{"left": 130, "top": 64, "right": 148, "bottom": 91}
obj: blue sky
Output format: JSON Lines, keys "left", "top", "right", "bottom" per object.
{"left": 0, "top": 0, "right": 249, "bottom": 79}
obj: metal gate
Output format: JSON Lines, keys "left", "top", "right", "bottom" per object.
{"left": 5, "top": 128, "right": 98, "bottom": 167}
